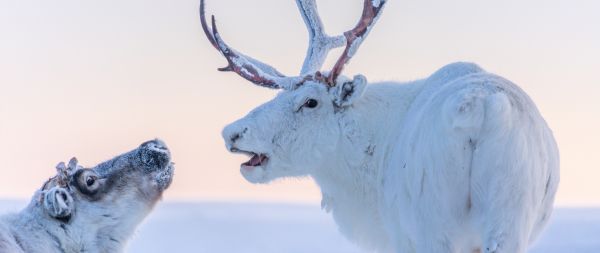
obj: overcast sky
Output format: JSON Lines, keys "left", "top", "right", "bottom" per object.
{"left": 0, "top": 0, "right": 598, "bottom": 206}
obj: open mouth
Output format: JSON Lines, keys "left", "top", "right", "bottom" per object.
{"left": 242, "top": 153, "right": 268, "bottom": 167}
{"left": 232, "top": 148, "right": 269, "bottom": 168}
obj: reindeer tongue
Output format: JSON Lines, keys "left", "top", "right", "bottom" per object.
{"left": 243, "top": 154, "right": 266, "bottom": 167}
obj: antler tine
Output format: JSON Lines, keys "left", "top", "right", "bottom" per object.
{"left": 199, "top": 0, "right": 218, "bottom": 50}
{"left": 200, "top": 0, "right": 303, "bottom": 89}
{"left": 296, "top": 0, "right": 346, "bottom": 75}
{"left": 55, "top": 161, "right": 70, "bottom": 187}
{"left": 327, "top": 0, "right": 387, "bottom": 85}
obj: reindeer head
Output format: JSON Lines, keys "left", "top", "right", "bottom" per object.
{"left": 36, "top": 140, "right": 174, "bottom": 249}
{"left": 202, "top": 0, "right": 386, "bottom": 183}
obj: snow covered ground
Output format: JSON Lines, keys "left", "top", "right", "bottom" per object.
{"left": 1, "top": 200, "right": 598, "bottom": 252}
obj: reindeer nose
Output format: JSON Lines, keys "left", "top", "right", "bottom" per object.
{"left": 230, "top": 133, "right": 242, "bottom": 143}
{"left": 139, "top": 139, "right": 171, "bottom": 171}
{"left": 222, "top": 124, "right": 248, "bottom": 150}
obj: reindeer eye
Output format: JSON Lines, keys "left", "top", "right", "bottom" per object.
{"left": 304, "top": 99, "right": 318, "bottom": 109}
{"left": 85, "top": 176, "right": 96, "bottom": 187}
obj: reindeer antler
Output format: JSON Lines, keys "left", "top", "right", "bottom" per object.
{"left": 295, "top": 0, "right": 346, "bottom": 76}
{"left": 55, "top": 157, "right": 80, "bottom": 187}
{"left": 200, "top": 0, "right": 386, "bottom": 89}
{"left": 200, "top": 0, "right": 301, "bottom": 89}
{"left": 328, "top": 0, "right": 386, "bottom": 85}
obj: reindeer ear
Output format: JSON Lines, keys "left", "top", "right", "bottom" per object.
{"left": 332, "top": 75, "right": 367, "bottom": 107}
{"left": 43, "top": 187, "right": 74, "bottom": 221}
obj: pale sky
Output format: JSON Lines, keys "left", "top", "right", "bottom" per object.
{"left": 0, "top": 0, "right": 598, "bottom": 206}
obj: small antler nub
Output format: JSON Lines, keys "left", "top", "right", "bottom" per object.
{"left": 55, "top": 157, "right": 80, "bottom": 187}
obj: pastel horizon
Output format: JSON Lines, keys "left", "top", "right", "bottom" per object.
{"left": 1, "top": 0, "right": 598, "bottom": 207}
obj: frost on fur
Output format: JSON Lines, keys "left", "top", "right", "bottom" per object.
{"left": 202, "top": 1, "right": 559, "bottom": 252}
{"left": 0, "top": 139, "right": 175, "bottom": 253}
{"left": 200, "top": 0, "right": 386, "bottom": 89}
{"left": 221, "top": 62, "right": 559, "bottom": 253}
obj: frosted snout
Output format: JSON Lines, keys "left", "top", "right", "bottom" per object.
{"left": 222, "top": 121, "right": 248, "bottom": 151}
{"left": 138, "top": 139, "right": 172, "bottom": 172}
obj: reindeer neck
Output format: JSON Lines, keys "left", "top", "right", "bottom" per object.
{"left": 315, "top": 81, "right": 424, "bottom": 201}
{"left": 311, "top": 81, "right": 425, "bottom": 251}
{"left": 5, "top": 201, "right": 80, "bottom": 253}
{"left": 11, "top": 200, "right": 129, "bottom": 253}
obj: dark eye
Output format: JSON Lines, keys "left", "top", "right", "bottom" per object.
{"left": 304, "top": 99, "right": 318, "bottom": 109}
{"left": 86, "top": 176, "right": 96, "bottom": 187}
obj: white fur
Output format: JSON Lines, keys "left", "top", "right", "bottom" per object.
{"left": 222, "top": 62, "right": 559, "bottom": 253}
{"left": 0, "top": 140, "right": 175, "bottom": 253}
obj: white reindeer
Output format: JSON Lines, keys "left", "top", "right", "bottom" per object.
{"left": 0, "top": 140, "right": 175, "bottom": 253}
{"left": 201, "top": 0, "right": 559, "bottom": 252}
